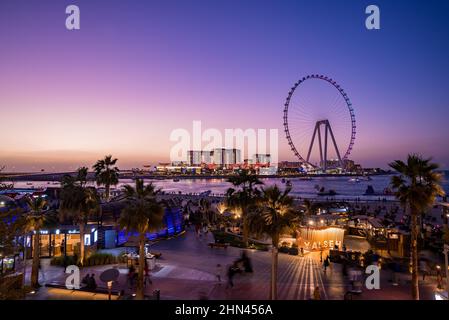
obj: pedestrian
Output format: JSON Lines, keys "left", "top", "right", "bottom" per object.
{"left": 88, "top": 274, "right": 97, "bottom": 290}
{"left": 300, "top": 247, "right": 304, "bottom": 257}
{"left": 323, "top": 257, "right": 330, "bottom": 273}
{"left": 419, "top": 260, "right": 429, "bottom": 281}
{"left": 240, "top": 251, "right": 253, "bottom": 273}
{"left": 215, "top": 264, "right": 222, "bottom": 283}
{"left": 313, "top": 286, "right": 321, "bottom": 300}
{"left": 128, "top": 265, "right": 136, "bottom": 289}
{"left": 226, "top": 263, "right": 237, "bottom": 289}
{"left": 39, "top": 260, "right": 46, "bottom": 284}
{"left": 82, "top": 273, "right": 90, "bottom": 286}
{"left": 144, "top": 261, "right": 152, "bottom": 287}
{"left": 62, "top": 255, "right": 68, "bottom": 273}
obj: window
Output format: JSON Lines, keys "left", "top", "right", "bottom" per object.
{"left": 84, "top": 234, "right": 91, "bottom": 246}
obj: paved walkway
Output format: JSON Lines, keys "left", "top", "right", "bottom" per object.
{"left": 24, "top": 229, "right": 443, "bottom": 300}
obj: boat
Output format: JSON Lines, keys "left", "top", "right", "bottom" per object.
{"left": 348, "top": 177, "right": 361, "bottom": 183}
{"left": 316, "top": 186, "right": 337, "bottom": 196}
{"left": 281, "top": 178, "right": 286, "bottom": 184}
{"left": 173, "top": 178, "right": 180, "bottom": 182}
{"left": 364, "top": 185, "right": 375, "bottom": 195}
{"left": 286, "top": 180, "right": 292, "bottom": 187}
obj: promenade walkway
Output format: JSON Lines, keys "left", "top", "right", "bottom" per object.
{"left": 24, "top": 229, "right": 442, "bottom": 300}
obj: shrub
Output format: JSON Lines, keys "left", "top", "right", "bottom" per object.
{"left": 85, "top": 253, "right": 117, "bottom": 267}
{"left": 50, "top": 256, "right": 77, "bottom": 266}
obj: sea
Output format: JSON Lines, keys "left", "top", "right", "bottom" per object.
{"left": 7, "top": 171, "right": 449, "bottom": 201}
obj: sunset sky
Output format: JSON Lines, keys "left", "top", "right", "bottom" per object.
{"left": 1, "top": 0, "right": 449, "bottom": 171}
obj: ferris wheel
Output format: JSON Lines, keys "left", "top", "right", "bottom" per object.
{"left": 283, "top": 75, "right": 356, "bottom": 171}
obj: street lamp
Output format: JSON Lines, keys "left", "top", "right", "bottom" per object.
{"left": 107, "top": 281, "right": 113, "bottom": 301}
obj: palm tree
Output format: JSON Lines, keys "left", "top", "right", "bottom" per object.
{"left": 25, "top": 196, "right": 49, "bottom": 288}
{"left": 93, "top": 155, "right": 119, "bottom": 202}
{"left": 389, "top": 154, "right": 445, "bottom": 300}
{"left": 119, "top": 179, "right": 165, "bottom": 300}
{"left": 303, "top": 199, "right": 313, "bottom": 217}
{"left": 226, "top": 170, "right": 263, "bottom": 246}
{"left": 60, "top": 167, "right": 100, "bottom": 266}
{"left": 248, "top": 185, "right": 299, "bottom": 300}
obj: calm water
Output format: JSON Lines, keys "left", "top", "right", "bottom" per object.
{"left": 9, "top": 172, "right": 449, "bottom": 201}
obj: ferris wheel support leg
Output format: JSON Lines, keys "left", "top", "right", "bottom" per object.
{"left": 324, "top": 123, "right": 329, "bottom": 172}
{"left": 306, "top": 122, "right": 319, "bottom": 164}
{"left": 317, "top": 125, "right": 324, "bottom": 166}
{"left": 327, "top": 121, "right": 343, "bottom": 167}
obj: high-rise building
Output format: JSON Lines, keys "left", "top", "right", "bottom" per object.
{"left": 212, "top": 148, "right": 241, "bottom": 166}
{"left": 253, "top": 154, "right": 271, "bottom": 165}
{"left": 188, "top": 150, "right": 202, "bottom": 166}
{"left": 188, "top": 150, "right": 213, "bottom": 165}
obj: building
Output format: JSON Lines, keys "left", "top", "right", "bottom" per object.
{"left": 188, "top": 150, "right": 213, "bottom": 166}
{"left": 212, "top": 148, "right": 241, "bottom": 166}
{"left": 259, "top": 166, "right": 278, "bottom": 175}
{"left": 253, "top": 154, "right": 271, "bottom": 165}
{"left": 23, "top": 204, "right": 184, "bottom": 257}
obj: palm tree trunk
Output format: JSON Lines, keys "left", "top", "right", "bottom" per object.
{"left": 411, "top": 212, "right": 419, "bottom": 300}
{"left": 242, "top": 212, "right": 249, "bottom": 247}
{"left": 31, "top": 232, "right": 40, "bottom": 288}
{"left": 79, "top": 223, "right": 85, "bottom": 266}
{"left": 105, "top": 184, "right": 110, "bottom": 202}
{"left": 137, "top": 233, "right": 145, "bottom": 300}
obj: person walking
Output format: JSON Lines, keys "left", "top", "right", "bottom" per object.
{"left": 128, "top": 265, "right": 136, "bottom": 289}
{"left": 144, "top": 261, "right": 152, "bottom": 287}
{"left": 215, "top": 264, "right": 222, "bottom": 283}
{"left": 313, "top": 286, "right": 321, "bottom": 300}
{"left": 226, "top": 264, "right": 237, "bottom": 289}
{"left": 419, "top": 260, "right": 429, "bottom": 281}
{"left": 323, "top": 256, "right": 330, "bottom": 273}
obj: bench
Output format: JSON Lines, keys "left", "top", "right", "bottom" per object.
{"left": 208, "top": 242, "right": 229, "bottom": 249}
{"left": 45, "top": 282, "right": 120, "bottom": 296}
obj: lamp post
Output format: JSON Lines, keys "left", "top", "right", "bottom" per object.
{"left": 107, "top": 281, "right": 112, "bottom": 301}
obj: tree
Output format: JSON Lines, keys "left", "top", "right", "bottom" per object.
{"left": 0, "top": 207, "right": 27, "bottom": 300}
{"left": 226, "top": 170, "right": 263, "bottom": 246}
{"left": 119, "top": 179, "right": 165, "bottom": 300}
{"left": 93, "top": 155, "right": 119, "bottom": 202}
{"left": 24, "top": 196, "right": 50, "bottom": 288}
{"left": 248, "top": 185, "right": 299, "bottom": 300}
{"left": 60, "top": 167, "right": 100, "bottom": 266}
{"left": 389, "top": 154, "right": 445, "bottom": 300}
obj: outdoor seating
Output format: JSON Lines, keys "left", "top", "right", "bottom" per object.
{"left": 45, "top": 282, "right": 120, "bottom": 296}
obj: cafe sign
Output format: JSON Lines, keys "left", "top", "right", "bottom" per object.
{"left": 297, "top": 227, "right": 345, "bottom": 251}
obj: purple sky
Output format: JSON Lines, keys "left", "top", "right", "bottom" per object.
{"left": 1, "top": 0, "right": 449, "bottom": 171}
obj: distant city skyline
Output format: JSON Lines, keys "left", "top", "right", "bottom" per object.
{"left": 1, "top": 0, "right": 449, "bottom": 172}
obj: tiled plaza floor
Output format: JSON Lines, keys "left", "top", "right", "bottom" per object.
{"left": 25, "top": 229, "right": 442, "bottom": 300}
